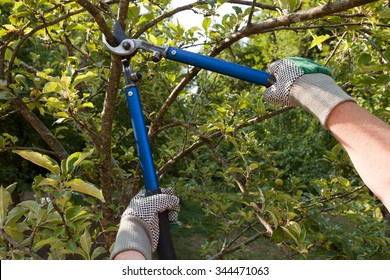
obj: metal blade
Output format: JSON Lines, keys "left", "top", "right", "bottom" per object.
{"left": 113, "top": 21, "right": 129, "bottom": 46}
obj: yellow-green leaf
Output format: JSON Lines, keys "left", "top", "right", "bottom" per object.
{"left": 36, "top": 178, "right": 58, "bottom": 188}
{"left": 13, "top": 150, "right": 60, "bottom": 175}
{"left": 42, "top": 81, "right": 61, "bottom": 94}
{"left": 309, "top": 34, "right": 330, "bottom": 50}
{"left": 0, "top": 187, "right": 13, "bottom": 227}
{"left": 248, "top": 163, "right": 259, "bottom": 172}
{"left": 33, "top": 237, "right": 58, "bottom": 250}
{"left": 18, "top": 200, "right": 41, "bottom": 215}
{"left": 65, "top": 179, "right": 105, "bottom": 202}
{"left": 80, "top": 229, "right": 92, "bottom": 259}
{"left": 202, "top": 17, "right": 212, "bottom": 32}
{"left": 227, "top": 167, "right": 245, "bottom": 174}
{"left": 72, "top": 71, "right": 97, "bottom": 88}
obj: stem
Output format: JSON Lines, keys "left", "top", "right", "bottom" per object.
{"left": 0, "top": 229, "right": 43, "bottom": 260}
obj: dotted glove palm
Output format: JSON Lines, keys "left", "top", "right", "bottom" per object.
{"left": 111, "top": 188, "right": 179, "bottom": 260}
{"left": 264, "top": 57, "right": 355, "bottom": 128}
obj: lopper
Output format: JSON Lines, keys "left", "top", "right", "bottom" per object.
{"left": 103, "top": 21, "right": 275, "bottom": 259}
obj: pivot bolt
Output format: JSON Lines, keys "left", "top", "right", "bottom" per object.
{"left": 122, "top": 41, "right": 131, "bottom": 50}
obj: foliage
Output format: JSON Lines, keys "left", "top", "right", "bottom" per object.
{"left": 0, "top": 0, "right": 389, "bottom": 259}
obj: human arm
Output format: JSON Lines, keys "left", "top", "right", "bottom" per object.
{"left": 326, "top": 101, "right": 390, "bottom": 210}
{"left": 264, "top": 57, "right": 390, "bottom": 211}
{"left": 110, "top": 188, "right": 180, "bottom": 260}
{"left": 114, "top": 250, "right": 146, "bottom": 260}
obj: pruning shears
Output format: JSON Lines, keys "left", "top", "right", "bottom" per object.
{"left": 103, "top": 21, "right": 275, "bottom": 260}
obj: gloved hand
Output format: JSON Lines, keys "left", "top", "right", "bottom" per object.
{"left": 263, "top": 57, "right": 355, "bottom": 128}
{"left": 110, "top": 188, "right": 180, "bottom": 260}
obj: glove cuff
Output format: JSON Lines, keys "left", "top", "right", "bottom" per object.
{"left": 110, "top": 216, "right": 153, "bottom": 260}
{"left": 290, "top": 73, "right": 356, "bottom": 128}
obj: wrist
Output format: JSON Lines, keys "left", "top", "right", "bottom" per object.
{"left": 290, "top": 73, "right": 355, "bottom": 128}
{"left": 110, "top": 216, "right": 153, "bottom": 260}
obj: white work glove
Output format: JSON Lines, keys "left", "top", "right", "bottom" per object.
{"left": 263, "top": 57, "right": 355, "bottom": 128}
{"left": 110, "top": 188, "right": 180, "bottom": 260}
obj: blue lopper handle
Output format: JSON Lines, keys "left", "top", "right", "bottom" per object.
{"left": 165, "top": 47, "right": 275, "bottom": 87}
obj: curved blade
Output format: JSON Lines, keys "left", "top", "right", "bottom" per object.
{"left": 113, "top": 21, "right": 129, "bottom": 46}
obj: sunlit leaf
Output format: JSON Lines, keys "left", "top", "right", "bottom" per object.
{"left": 64, "top": 179, "right": 105, "bottom": 202}
{"left": 72, "top": 71, "right": 98, "bottom": 88}
{"left": 0, "top": 187, "right": 13, "bottom": 227}
{"left": 309, "top": 34, "right": 330, "bottom": 50}
{"left": 13, "top": 150, "right": 60, "bottom": 176}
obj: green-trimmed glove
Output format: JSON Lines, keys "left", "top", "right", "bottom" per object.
{"left": 264, "top": 57, "right": 355, "bottom": 127}
{"left": 110, "top": 188, "right": 180, "bottom": 260}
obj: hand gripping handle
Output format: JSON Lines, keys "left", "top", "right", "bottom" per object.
{"left": 145, "top": 189, "right": 176, "bottom": 260}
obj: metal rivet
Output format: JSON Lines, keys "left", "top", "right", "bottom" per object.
{"left": 128, "top": 91, "right": 133, "bottom": 97}
{"left": 171, "top": 50, "right": 176, "bottom": 56}
{"left": 122, "top": 41, "right": 131, "bottom": 50}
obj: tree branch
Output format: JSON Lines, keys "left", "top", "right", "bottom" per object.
{"left": 98, "top": 0, "right": 130, "bottom": 247}
{"left": 74, "top": 0, "right": 115, "bottom": 46}
{"left": 11, "top": 97, "right": 69, "bottom": 160}
{"left": 0, "top": 228, "right": 43, "bottom": 260}
{"left": 209, "top": 0, "right": 379, "bottom": 57}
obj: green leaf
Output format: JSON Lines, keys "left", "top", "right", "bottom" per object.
{"left": 5, "top": 206, "right": 26, "bottom": 226}
{"left": 18, "top": 200, "right": 41, "bottom": 215}
{"left": 80, "top": 229, "right": 92, "bottom": 259}
{"left": 13, "top": 150, "right": 60, "bottom": 175}
{"left": 271, "top": 227, "right": 284, "bottom": 243}
{"left": 148, "top": 33, "right": 158, "bottom": 45}
{"left": 36, "top": 178, "right": 58, "bottom": 188}
{"left": 4, "top": 225, "right": 24, "bottom": 243}
{"left": 63, "top": 150, "right": 93, "bottom": 176}
{"left": 64, "top": 179, "right": 105, "bottom": 202}
{"left": 91, "top": 247, "right": 107, "bottom": 260}
{"left": 248, "top": 162, "right": 259, "bottom": 172}
{"left": 128, "top": 5, "right": 141, "bottom": 20}
{"left": 33, "top": 237, "right": 58, "bottom": 250}
{"left": 0, "top": 91, "right": 14, "bottom": 100}
{"left": 384, "top": 47, "right": 390, "bottom": 61}
{"left": 378, "top": 9, "right": 390, "bottom": 19}
{"left": 266, "top": 209, "right": 279, "bottom": 228}
{"left": 5, "top": 182, "right": 17, "bottom": 194}
{"left": 358, "top": 53, "right": 371, "bottom": 65}
{"left": 309, "top": 34, "right": 330, "bottom": 50}
{"left": 227, "top": 167, "right": 245, "bottom": 174}
{"left": 72, "top": 71, "right": 98, "bottom": 88}
{"left": 0, "top": 187, "right": 13, "bottom": 227}
{"left": 42, "top": 81, "right": 61, "bottom": 94}
{"left": 202, "top": 17, "right": 212, "bottom": 32}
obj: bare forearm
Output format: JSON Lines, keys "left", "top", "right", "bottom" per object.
{"left": 114, "top": 250, "right": 146, "bottom": 260}
{"left": 327, "top": 101, "right": 390, "bottom": 210}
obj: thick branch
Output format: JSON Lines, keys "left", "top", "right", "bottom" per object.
{"left": 210, "top": 0, "right": 379, "bottom": 56}
{"left": 74, "top": 0, "right": 115, "bottom": 45}
{"left": 98, "top": 0, "right": 130, "bottom": 247}
{"left": 11, "top": 97, "right": 69, "bottom": 160}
